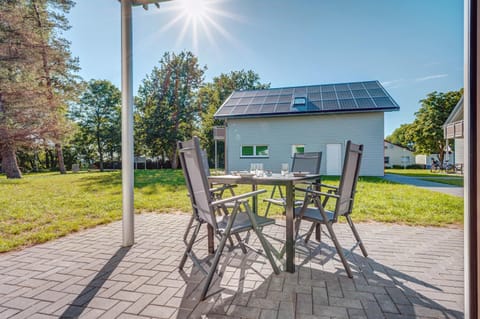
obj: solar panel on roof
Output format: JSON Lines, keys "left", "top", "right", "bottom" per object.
{"left": 260, "top": 104, "right": 276, "bottom": 113}
{"left": 323, "top": 100, "right": 339, "bottom": 109}
{"left": 335, "top": 84, "right": 349, "bottom": 91}
{"left": 265, "top": 96, "right": 278, "bottom": 104}
{"left": 339, "top": 99, "right": 357, "bottom": 108}
{"left": 363, "top": 81, "right": 380, "bottom": 89}
{"left": 281, "top": 88, "right": 294, "bottom": 94}
{"left": 352, "top": 90, "right": 370, "bottom": 98}
{"left": 215, "top": 80, "right": 398, "bottom": 118}
{"left": 348, "top": 82, "right": 364, "bottom": 90}
{"left": 373, "top": 97, "right": 395, "bottom": 107}
{"left": 355, "top": 98, "right": 375, "bottom": 108}
{"left": 309, "top": 100, "right": 322, "bottom": 110}
{"left": 307, "top": 86, "right": 321, "bottom": 93}
{"left": 275, "top": 103, "right": 291, "bottom": 112}
{"left": 322, "top": 91, "right": 337, "bottom": 100}
{"left": 242, "top": 91, "right": 257, "bottom": 98}
{"left": 294, "top": 87, "right": 307, "bottom": 95}
{"left": 336, "top": 91, "right": 353, "bottom": 99}
{"left": 321, "top": 85, "right": 335, "bottom": 92}
{"left": 278, "top": 95, "right": 292, "bottom": 103}
{"left": 367, "top": 88, "right": 385, "bottom": 97}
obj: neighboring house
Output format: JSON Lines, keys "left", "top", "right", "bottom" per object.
{"left": 384, "top": 141, "right": 414, "bottom": 168}
{"left": 214, "top": 80, "right": 399, "bottom": 176}
{"left": 444, "top": 95, "right": 464, "bottom": 165}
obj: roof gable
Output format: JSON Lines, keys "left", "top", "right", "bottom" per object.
{"left": 214, "top": 80, "right": 400, "bottom": 119}
{"left": 444, "top": 95, "right": 464, "bottom": 125}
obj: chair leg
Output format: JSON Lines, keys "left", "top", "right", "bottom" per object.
{"left": 180, "top": 221, "right": 202, "bottom": 270}
{"left": 183, "top": 214, "right": 195, "bottom": 243}
{"left": 234, "top": 233, "right": 248, "bottom": 254}
{"left": 200, "top": 227, "right": 231, "bottom": 301}
{"left": 304, "top": 222, "right": 317, "bottom": 243}
{"left": 246, "top": 211, "right": 280, "bottom": 275}
{"left": 264, "top": 185, "right": 278, "bottom": 217}
{"left": 346, "top": 215, "right": 368, "bottom": 257}
{"left": 324, "top": 221, "right": 353, "bottom": 278}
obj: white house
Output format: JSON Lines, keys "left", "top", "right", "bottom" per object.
{"left": 214, "top": 81, "right": 399, "bottom": 176}
{"left": 444, "top": 96, "right": 464, "bottom": 165}
{"left": 384, "top": 141, "right": 414, "bottom": 168}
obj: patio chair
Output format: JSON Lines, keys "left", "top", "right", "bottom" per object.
{"left": 183, "top": 149, "right": 237, "bottom": 243}
{"left": 263, "top": 152, "right": 322, "bottom": 216}
{"left": 294, "top": 141, "right": 367, "bottom": 278}
{"left": 178, "top": 137, "right": 280, "bottom": 300}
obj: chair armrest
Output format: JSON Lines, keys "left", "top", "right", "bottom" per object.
{"left": 316, "top": 183, "right": 339, "bottom": 190}
{"left": 209, "top": 184, "right": 237, "bottom": 193}
{"left": 295, "top": 187, "right": 340, "bottom": 199}
{"left": 211, "top": 189, "right": 267, "bottom": 207}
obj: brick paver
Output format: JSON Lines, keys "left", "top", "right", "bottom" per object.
{"left": 0, "top": 213, "right": 464, "bottom": 318}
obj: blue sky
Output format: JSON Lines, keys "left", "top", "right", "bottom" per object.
{"left": 65, "top": 0, "right": 464, "bottom": 136}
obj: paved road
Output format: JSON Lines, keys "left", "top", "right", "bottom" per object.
{"left": 383, "top": 173, "right": 464, "bottom": 197}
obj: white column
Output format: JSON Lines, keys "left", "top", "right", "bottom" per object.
{"left": 121, "top": 0, "right": 134, "bottom": 247}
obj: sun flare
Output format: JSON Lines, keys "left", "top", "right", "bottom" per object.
{"left": 179, "top": 0, "right": 208, "bottom": 20}
{"left": 154, "top": 0, "right": 242, "bottom": 53}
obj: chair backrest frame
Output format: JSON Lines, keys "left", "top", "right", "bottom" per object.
{"left": 334, "top": 141, "right": 363, "bottom": 219}
{"left": 291, "top": 151, "right": 322, "bottom": 174}
{"left": 178, "top": 137, "right": 218, "bottom": 229}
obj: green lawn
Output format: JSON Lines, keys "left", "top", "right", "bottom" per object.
{"left": 385, "top": 169, "right": 464, "bottom": 186}
{"left": 0, "top": 170, "right": 464, "bottom": 252}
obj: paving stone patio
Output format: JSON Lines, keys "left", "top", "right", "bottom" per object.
{"left": 0, "top": 213, "right": 464, "bottom": 319}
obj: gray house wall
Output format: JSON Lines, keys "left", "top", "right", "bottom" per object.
{"left": 225, "top": 112, "right": 385, "bottom": 176}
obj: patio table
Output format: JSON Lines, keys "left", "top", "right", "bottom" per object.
{"left": 208, "top": 173, "right": 321, "bottom": 273}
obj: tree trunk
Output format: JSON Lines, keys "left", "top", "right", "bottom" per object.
{"left": 171, "top": 144, "right": 179, "bottom": 169}
{"left": 55, "top": 143, "right": 66, "bottom": 174}
{"left": 1, "top": 145, "right": 22, "bottom": 179}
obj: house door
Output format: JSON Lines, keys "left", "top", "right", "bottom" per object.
{"left": 326, "top": 144, "right": 342, "bottom": 175}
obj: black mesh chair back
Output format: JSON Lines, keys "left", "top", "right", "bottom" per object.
{"left": 178, "top": 138, "right": 217, "bottom": 229}
{"left": 335, "top": 142, "right": 363, "bottom": 218}
{"left": 291, "top": 152, "right": 322, "bottom": 174}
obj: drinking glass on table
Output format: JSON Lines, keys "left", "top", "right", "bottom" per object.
{"left": 256, "top": 163, "right": 264, "bottom": 177}
{"left": 281, "top": 163, "right": 289, "bottom": 176}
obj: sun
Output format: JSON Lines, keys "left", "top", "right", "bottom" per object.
{"left": 179, "top": 0, "right": 208, "bottom": 20}
{"left": 154, "top": 0, "right": 242, "bottom": 53}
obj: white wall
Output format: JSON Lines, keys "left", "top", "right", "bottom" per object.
{"left": 384, "top": 142, "right": 414, "bottom": 167}
{"left": 225, "top": 112, "right": 385, "bottom": 176}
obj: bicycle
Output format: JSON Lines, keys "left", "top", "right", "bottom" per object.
{"left": 430, "top": 159, "right": 441, "bottom": 173}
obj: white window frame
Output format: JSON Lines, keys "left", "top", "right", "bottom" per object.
{"left": 240, "top": 144, "right": 269, "bottom": 158}
{"left": 291, "top": 144, "right": 305, "bottom": 157}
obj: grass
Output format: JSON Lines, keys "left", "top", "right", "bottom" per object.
{"left": 385, "top": 169, "right": 464, "bottom": 186}
{"left": 0, "top": 170, "right": 464, "bottom": 252}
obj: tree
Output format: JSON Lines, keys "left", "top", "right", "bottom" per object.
{"left": 29, "top": 0, "right": 79, "bottom": 174}
{"left": 385, "top": 123, "right": 414, "bottom": 151}
{"left": 0, "top": 0, "right": 78, "bottom": 178}
{"left": 408, "top": 90, "right": 463, "bottom": 165}
{"left": 136, "top": 51, "right": 205, "bottom": 168}
{"left": 72, "top": 80, "right": 121, "bottom": 172}
{"left": 196, "top": 70, "right": 270, "bottom": 166}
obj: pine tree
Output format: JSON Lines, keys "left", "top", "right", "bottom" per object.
{"left": 0, "top": 0, "right": 79, "bottom": 178}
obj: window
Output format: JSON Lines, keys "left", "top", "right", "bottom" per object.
{"left": 384, "top": 156, "right": 390, "bottom": 164}
{"left": 292, "top": 97, "right": 307, "bottom": 111}
{"left": 241, "top": 145, "right": 269, "bottom": 157}
{"left": 291, "top": 144, "right": 305, "bottom": 157}
{"left": 293, "top": 97, "right": 306, "bottom": 105}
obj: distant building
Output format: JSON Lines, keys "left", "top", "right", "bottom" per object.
{"left": 384, "top": 141, "right": 414, "bottom": 168}
{"left": 444, "top": 96, "right": 464, "bottom": 165}
{"left": 214, "top": 80, "right": 399, "bottom": 176}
